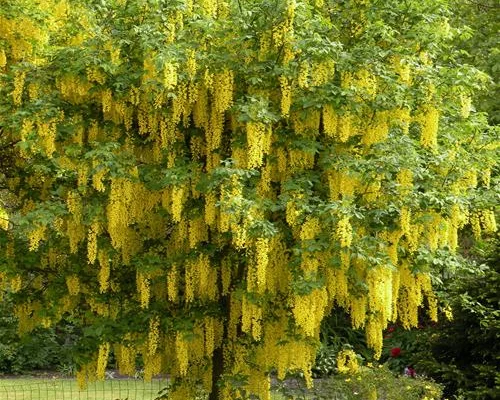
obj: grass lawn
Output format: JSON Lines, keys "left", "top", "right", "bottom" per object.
{"left": 0, "top": 378, "right": 288, "bottom": 400}
{"left": 0, "top": 378, "right": 168, "bottom": 400}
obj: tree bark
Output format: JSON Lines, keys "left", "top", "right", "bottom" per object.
{"left": 209, "top": 343, "right": 224, "bottom": 400}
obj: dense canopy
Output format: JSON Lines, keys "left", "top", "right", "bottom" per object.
{"left": 0, "top": 1, "right": 497, "bottom": 399}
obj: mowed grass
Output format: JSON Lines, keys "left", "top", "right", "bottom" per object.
{"left": 0, "top": 379, "right": 288, "bottom": 400}
{"left": 0, "top": 379, "right": 167, "bottom": 400}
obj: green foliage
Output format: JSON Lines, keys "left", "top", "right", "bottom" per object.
{"left": 277, "top": 364, "right": 443, "bottom": 400}
{"left": 382, "top": 237, "right": 500, "bottom": 399}
{"left": 313, "top": 309, "right": 372, "bottom": 378}
{"left": 381, "top": 324, "right": 421, "bottom": 376}
{"left": 0, "top": 0, "right": 498, "bottom": 399}
{"left": 0, "top": 295, "right": 78, "bottom": 374}
{"left": 450, "top": 0, "right": 500, "bottom": 123}
{"left": 415, "top": 256, "right": 499, "bottom": 398}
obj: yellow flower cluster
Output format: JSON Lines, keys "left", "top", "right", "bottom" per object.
{"left": 66, "top": 275, "right": 80, "bottom": 296}
{"left": 311, "top": 60, "right": 335, "bottom": 86}
{"left": 136, "top": 272, "right": 150, "bottom": 309}
{"left": 175, "top": 333, "right": 189, "bottom": 376}
{"left": 336, "top": 216, "right": 353, "bottom": 248}
{"left": 0, "top": 15, "right": 45, "bottom": 60}
{"left": 5, "top": 3, "right": 493, "bottom": 397}
{"left": 355, "top": 69, "right": 377, "bottom": 99}
{"left": 106, "top": 178, "right": 135, "bottom": 252}
{"left": 350, "top": 296, "right": 367, "bottom": 328}
{"left": 0, "top": 205, "right": 9, "bottom": 230}
{"left": 186, "top": 49, "right": 197, "bottom": 79}
{"left": 292, "top": 109, "right": 320, "bottom": 135}
{"left": 337, "top": 112, "right": 352, "bottom": 142}
{"left": 264, "top": 236, "right": 289, "bottom": 294}
{"left": 252, "top": 314, "right": 316, "bottom": 388}
{"left": 15, "top": 302, "right": 40, "bottom": 334}
{"left": 148, "top": 316, "right": 160, "bottom": 356}
{"left": 362, "top": 111, "right": 388, "bottom": 145}
{"left": 37, "top": 120, "right": 57, "bottom": 158}
{"left": 10, "top": 275, "right": 22, "bottom": 293}
{"left": 247, "top": 122, "right": 272, "bottom": 168}
{"left": 96, "top": 343, "right": 110, "bottom": 380}
{"left": 28, "top": 224, "right": 47, "bottom": 251}
{"left": 279, "top": 76, "right": 292, "bottom": 117}
{"left": 397, "top": 263, "right": 436, "bottom": 329}
{"left": 12, "top": 71, "right": 26, "bottom": 106}
{"left": 241, "top": 297, "right": 263, "bottom": 340}
{"left": 460, "top": 94, "right": 472, "bottom": 118}
{"left": 288, "top": 148, "right": 315, "bottom": 170}
{"left": 255, "top": 238, "right": 269, "bottom": 293}
{"left": 298, "top": 61, "right": 310, "bottom": 88}
{"left": 171, "top": 184, "right": 185, "bottom": 222}
{"left": 0, "top": 49, "right": 6, "bottom": 68}
{"left": 328, "top": 170, "right": 358, "bottom": 200}
{"left": 365, "top": 315, "right": 384, "bottom": 358}
{"left": 101, "top": 88, "right": 112, "bottom": 113}
{"left": 397, "top": 168, "right": 413, "bottom": 192}
{"left": 392, "top": 56, "right": 411, "bottom": 84}
{"left": 91, "top": 165, "right": 107, "bottom": 192}
{"left": 392, "top": 108, "right": 411, "bottom": 134}
{"left": 400, "top": 207, "right": 411, "bottom": 236}
{"left": 163, "top": 62, "right": 178, "bottom": 90}
{"left": 419, "top": 106, "right": 439, "bottom": 149}
{"left": 323, "top": 105, "right": 338, "bottom": 138}
{"left": 213, "top": 69, "right": 234, "bottom": 113}
{"left": 115, "top": 336, "right": 137, "bottom": 376}
{"left": 300, "top": 217, "right": 321, "bottom": 241}
{"left": 293, "top": 288, "right": 328, "bottom": 336}
{"left": 443, "top": 305, "right": 453, "bottom": 321}
{"left": 97, "top": 250, "right": 110, "bottom": 293}
{"left": 367, "top": 266, "right": 393, "bottom": 322}
{"left": 87, "top": 67, "right": 106, "bottom": 85}
{"left": 188, "top": 216, "right": 207, "bottom": 248}
{"left": 167, "top": 264, "right": 178, "bottom": 302}
{"left": 336, "top": 349, "right": 359, "bottom": 374}
{"left": 481, "top": 210, "right": 497, "bottom": 233}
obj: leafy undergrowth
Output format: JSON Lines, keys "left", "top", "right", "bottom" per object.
{"left": 275, "top": 364, "right": 443, "bottom": 400}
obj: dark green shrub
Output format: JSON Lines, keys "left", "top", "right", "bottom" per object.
{"left": 0, "top": 295, "right": 77, "bottom": 374}
{"left": 414, "top": 263, "right": 499, "bottom": 399}
{"left": 383, "top": 238, "right": 500, "bottom": 399}
{"left": 313, "top": 308, "right": 373, "bottom": 378}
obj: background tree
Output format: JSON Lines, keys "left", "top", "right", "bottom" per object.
{"left": 0, "top": 1, "right": 496, "bottom": 399}
{"left": 450, "top": 0, "right": 500, "bottom": 124}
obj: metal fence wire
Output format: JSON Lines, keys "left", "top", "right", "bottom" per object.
{"left": 0, "top": 379, "right": 168, "bottom": 400}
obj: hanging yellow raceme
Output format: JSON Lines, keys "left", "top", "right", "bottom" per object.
{"left": 418, "top": 106, "right": 439, "bottom": 149}
{"left": 336, "top": 216, "right": 353, "bottom": 248}
{"left": 2, "top": 2, "right": 493, "bottom": 399}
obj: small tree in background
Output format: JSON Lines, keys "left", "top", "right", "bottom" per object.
{"left": 0, "top": 1, "right": 496, "bottom": 399}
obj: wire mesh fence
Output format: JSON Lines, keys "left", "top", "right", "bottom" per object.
{"left": 0, "top": 378, "right": 168, "bottom": 400}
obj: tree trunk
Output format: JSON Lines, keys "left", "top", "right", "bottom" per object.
{"left": 209, "top": 344, "right": 224, "bottom": 400}
{"left": 208, "top": 249, "right": 242, "bottom": 400}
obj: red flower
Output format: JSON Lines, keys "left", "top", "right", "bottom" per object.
{"left": 404, "top": 366, "right": 416, "bottom": 378}
{"left": 390, "top": 347, "right": 401, "bottom": 357}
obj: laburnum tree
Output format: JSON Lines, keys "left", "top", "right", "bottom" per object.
{"left": 0, "top": 0, "right": 497, "bottom": 399}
